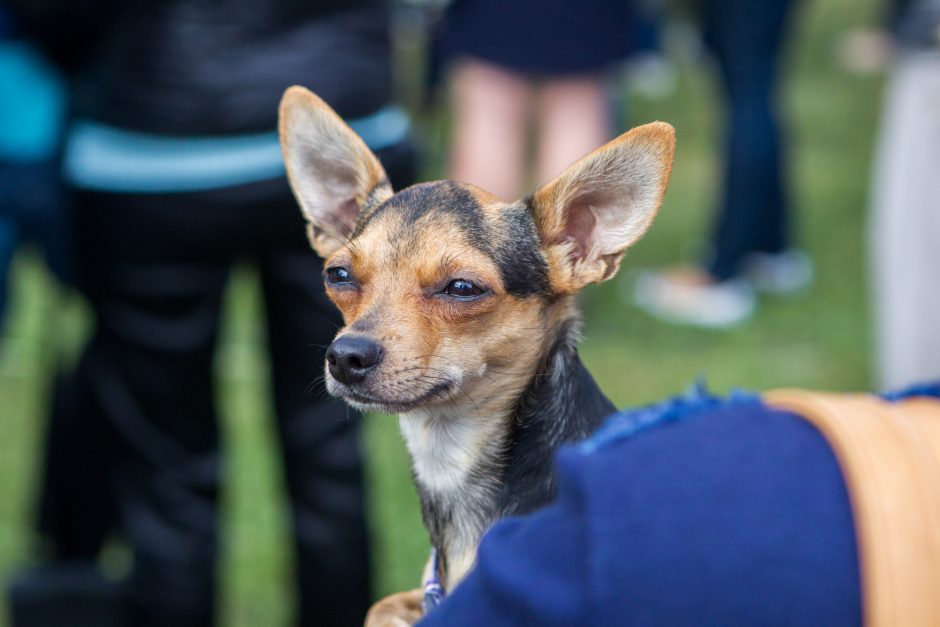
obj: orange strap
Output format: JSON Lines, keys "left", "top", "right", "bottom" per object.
{"left": 765, "top": 390, "right": 940, "bottom": 627}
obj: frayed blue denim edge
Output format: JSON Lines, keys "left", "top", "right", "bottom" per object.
{"left": 579, "top": 380, "right": 940, "bottom": 456}
{"left": 880, "top": 381, "right": 940, "bottom": 402}
{"left": 579, "top": 380, "right": 760, "bottom": 455}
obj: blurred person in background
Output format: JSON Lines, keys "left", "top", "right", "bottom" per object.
{"left": 7, "top": 1, "right": 415, "bottom": 626}
{"left": 0, "top": 4, "right": 67, "bottom": 339}
{"left": 433, "top": 0, "right": 635, "bottom": 201}
{"left": 634, "top": 0, "right": 812, "bottom": 329}
{"left": 835, "top": 0, "right": 916, "bottom": 74}
{"left": 869, "top": 0, "right": 940, "bottom": 390}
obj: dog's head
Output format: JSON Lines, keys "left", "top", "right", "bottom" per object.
{"left": 279, "top": 86, "right": 674, "bottom": 415}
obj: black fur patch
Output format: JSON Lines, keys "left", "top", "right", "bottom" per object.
{"left": 497, "top": 320, "right": 616, "bottom": 516}
{"left": 494, "top": 202, "right": 550, "bottom": 297}
{"left": 353, "top": 181, "right": 550, "bottom": 298}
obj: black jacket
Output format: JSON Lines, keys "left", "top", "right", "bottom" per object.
{"left": 13, "top": 0, "right": 392, "bottom": 135}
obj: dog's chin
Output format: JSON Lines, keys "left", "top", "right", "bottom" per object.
{"left": 326, "top": 378, "right": 456, "bottom": 414}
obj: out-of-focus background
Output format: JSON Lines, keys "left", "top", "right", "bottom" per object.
{"left": 0, "top": 0, "right": 920, "bottom": 623}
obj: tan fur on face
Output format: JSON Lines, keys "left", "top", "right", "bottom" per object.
{"left": 323, "top": 193, "right": 555, "bottom": 591}
{"left": 323, "top": 202, "right": 545, "bottom": 418}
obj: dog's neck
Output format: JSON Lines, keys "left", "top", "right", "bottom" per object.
{"left": 398, "top": 311, "right": 616, "bottom": 587}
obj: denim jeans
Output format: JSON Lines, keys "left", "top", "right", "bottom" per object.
{"left": 701, "top": 0, "right": 796, "bottom": 280}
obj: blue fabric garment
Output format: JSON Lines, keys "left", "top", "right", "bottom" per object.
{"left": 419, "top": 393, "right": 862, "bottom": 626}
{"left": 881, "top": 380, "right": 940, "bottom": 401}
{"left": 436, "top": 0, "right": 633, "bottom": 77}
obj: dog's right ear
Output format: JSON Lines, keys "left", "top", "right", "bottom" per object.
{"left": 279, "top": 86, "right": 392, "bottom": 257}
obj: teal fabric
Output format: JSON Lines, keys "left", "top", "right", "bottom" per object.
{"left": 0, "top": 42, "right": 65, "bottom": 161}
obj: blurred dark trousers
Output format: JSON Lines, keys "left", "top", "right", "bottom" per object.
{"left": 36, "top": 172, "right": 383, "bottom": 626}
{"left": 702, "top": 0, "right": 795, "bottom": 280}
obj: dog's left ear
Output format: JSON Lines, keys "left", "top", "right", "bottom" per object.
{"left": 529, "top": 122, "right": 675, "bottom": 293}
{"left": 279, "top": 86, "right": 392, "bottom": 258}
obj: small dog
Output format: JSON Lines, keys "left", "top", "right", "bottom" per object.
{"left": 279, "top": 86, "right": 675, "bottom": 624}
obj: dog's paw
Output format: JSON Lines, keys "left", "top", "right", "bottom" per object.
{"left": 364, "top": 588, "right": 425, "bottom": 627}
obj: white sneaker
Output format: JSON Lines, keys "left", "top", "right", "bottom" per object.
{"left": 743, "top": 250, "right": 813, "bottom": 295}
{"left": 632, "top": 267, "right": 755, "bottom": 330}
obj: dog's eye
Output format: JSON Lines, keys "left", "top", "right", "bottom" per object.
{"left": 325, "top": 266, "right": 352, "bottom": 285}
{"left": 443, "top": 279, "right": 485, "bottom": 298}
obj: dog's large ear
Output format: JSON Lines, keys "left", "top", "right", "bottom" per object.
{"left": 529, "top": 122, "right": 675, "bottom": 293}
{"left": 279, "top": 86, "right": 392, "bottom": 257}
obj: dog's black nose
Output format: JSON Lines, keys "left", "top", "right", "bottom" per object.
{"left": 326, "top": 335, "right": 383, "bottom": 385}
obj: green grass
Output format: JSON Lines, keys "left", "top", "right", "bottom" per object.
{"left": 0, "top": 0, "right": 884, "bottom": 623}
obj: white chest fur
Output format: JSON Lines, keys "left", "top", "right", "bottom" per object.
{"left": 398, "top": 404, "right": 510, "bottom": 587}
{"left": 399, "top": 407, "right": 497, "bottom": 494}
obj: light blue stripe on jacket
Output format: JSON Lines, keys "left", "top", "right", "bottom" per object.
{"left": 64, "top": 104, "right": 410, "bottom": 193}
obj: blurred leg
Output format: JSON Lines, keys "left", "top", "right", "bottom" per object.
{"left": 106, "top": 286, "right": 225, "bottom": 627}
{"left": 260, "top": 243, "right": 372, "bottom": 627}
{"left": 703, "top": 0, "right": 795, "bottom": 280}
{"left": 55, "top": 190, "right": 228, "bottom": 626}
{"left": 535, "top": 74, "right": 612, "bottom": 186}
{"left": 37, "top": 362, "right": 119, "bottom": 561}
{"left": 449, "top": 58, "right": 530, "bottom": 200}
{"left": 871, "top": 54, "right": 940, "bottom": 389}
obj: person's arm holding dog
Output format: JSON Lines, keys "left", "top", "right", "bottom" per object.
{"left": 415, "top": 393, "right": 872, "bottom": 626}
